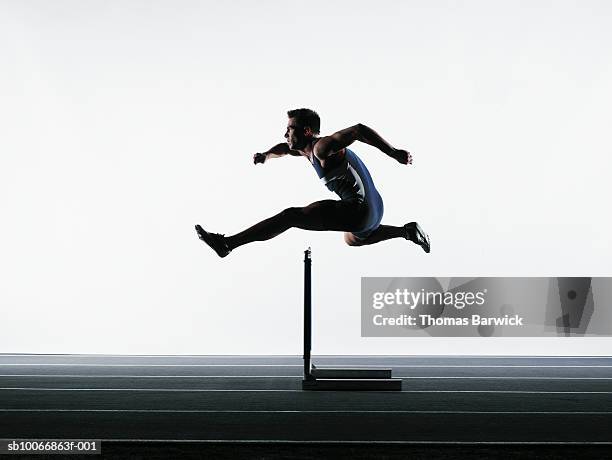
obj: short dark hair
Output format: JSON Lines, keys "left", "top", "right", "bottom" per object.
{"left": 287, "top": 108, "right": 320, "bottom": 134}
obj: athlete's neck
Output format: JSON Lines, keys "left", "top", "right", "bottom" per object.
{"left": 300, "top": 137, "right": 319, "bottom": 156}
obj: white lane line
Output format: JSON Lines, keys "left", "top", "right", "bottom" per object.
{"left": 0, "top": 375, "right": 301, "bottom": 378}
{"left": 2, "top": 364, "right": 612, "bottom": 370}
{"left": 1, "top": 387, "right": 611, "bottom": 394}
{"left": 0, "top": 409, "right": 610, "bottom": 414}
{"left": 2, "top": 375, "right": 612, "bottom": 380}
{"left": 1, "top": 354, "right": 610, "bottom": 358}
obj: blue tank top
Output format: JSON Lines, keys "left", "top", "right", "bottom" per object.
{"left": 310, "top": 148, "right": 379, "bottom": 202}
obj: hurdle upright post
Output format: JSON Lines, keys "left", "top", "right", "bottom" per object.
{"left": 303, "top": 247, "right": 313, "bottom": 380}
{"left": 301, "top": 247, "right": 402, "bottom": 391}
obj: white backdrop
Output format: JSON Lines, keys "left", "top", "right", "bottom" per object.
{"left": 1, "top": 0, "right": 611, "bottom": 354}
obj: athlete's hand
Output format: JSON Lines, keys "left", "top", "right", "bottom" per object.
{"left": 253, "top": 152, "right": 267, "bottom": 165}
{"left": 392, "top": 149, "right": 412, "bottom": 165}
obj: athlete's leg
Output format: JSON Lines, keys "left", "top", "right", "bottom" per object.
{"left": 344, "top": 225, "right": 405, "bottom": 246}
{"left": 196, "top": 200, "right": 366, "bottom": 256}
{"left": 344, "top": 222, "right": 431, "bottom": 253}
{"left": 344, "top": 225, "right": 406, "bottom": 246}
{"left": 225, "top": 200, "right": 363, "bottom": 251}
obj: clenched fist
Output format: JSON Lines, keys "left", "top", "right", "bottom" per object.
{"left": 392, "top": 149, "right": 413, "bottom": 165}
{"left": 253, "top": 152, "right": 267, "bottom": 164}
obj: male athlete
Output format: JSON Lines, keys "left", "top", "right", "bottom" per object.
{"left": 195, "top": 108, "right": 430, "bottom": 257}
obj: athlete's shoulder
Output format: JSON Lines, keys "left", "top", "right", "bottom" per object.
{"left": 313, "top": 137, "right": 346, "bottom": 161}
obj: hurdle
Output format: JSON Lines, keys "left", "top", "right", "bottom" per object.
{"left": 301, "top": 247, "right": 402, "bottom": 391}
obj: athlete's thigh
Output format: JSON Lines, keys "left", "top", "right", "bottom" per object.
{"left": 300, "top": 199, "right": 365, "bottom": 231}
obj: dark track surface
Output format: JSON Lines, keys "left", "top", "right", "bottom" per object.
{"left": 1, "top": 355, "right": 611, "bottom": 444}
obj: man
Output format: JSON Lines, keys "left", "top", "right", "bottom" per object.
{"left": 195, "top": 108, "right": 430, "bottom": 257}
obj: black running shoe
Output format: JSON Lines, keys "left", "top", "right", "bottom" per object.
{"left": 404, "top": 222, "right": 430, "bottom": 253}
{"left": 195, "top": 224, "right": 231, "bottom": 258}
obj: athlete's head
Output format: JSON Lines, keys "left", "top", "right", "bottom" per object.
{"left": 285, "top": 108, "right": 320, "bottom": 150}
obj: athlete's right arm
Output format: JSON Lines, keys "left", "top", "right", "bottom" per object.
{"left": 253, "top": 143, "right": 301, "bottom": 164}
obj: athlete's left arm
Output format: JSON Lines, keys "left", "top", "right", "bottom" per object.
{"left": 314, "top": 124, "right": 412, "bottom": 165}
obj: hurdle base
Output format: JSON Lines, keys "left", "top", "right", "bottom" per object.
{"left": 302, "top": 367, "right": 402, "bottom": 391}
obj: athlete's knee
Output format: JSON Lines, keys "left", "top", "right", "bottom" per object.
{"left": 344, "top": 232, "right": 363, "bottom": 247}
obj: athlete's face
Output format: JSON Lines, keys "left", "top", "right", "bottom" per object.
{"left": 285, "top": 117, "right": 312, "bottom": 150}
